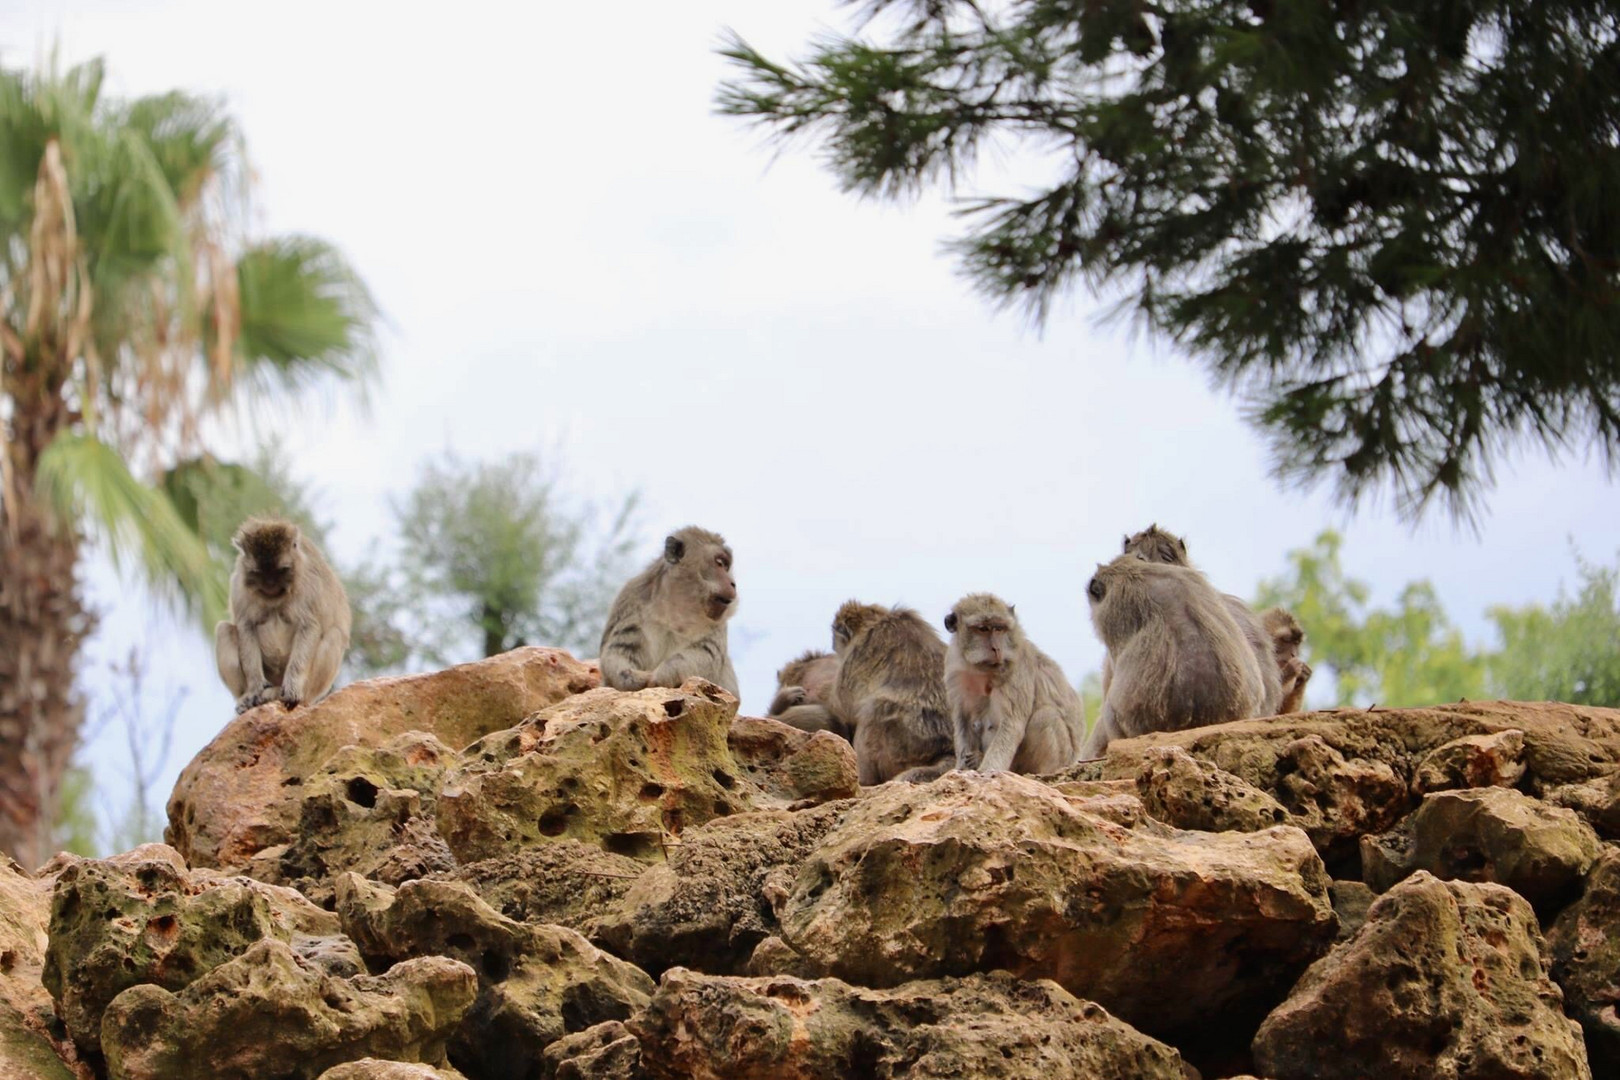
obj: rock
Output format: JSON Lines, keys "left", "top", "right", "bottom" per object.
{"left": 541, "top": 1021, "right": 645, "bottom": 1080}
{"left": 725, "top": 717, "right": 859, "bottom": 808}
{"left": 1411, "top": 730, "right": 1527, "bottom": 793}
{"left": 1361, "top": 787, "right": 1601, "bottom": 909}
{"left": 334, "top": 875, "right": 652, "bottom": 1080}
{"left": 593, "top": 803, "right": 849, "bottom": 977}
{"left": 1253, "top": 872, "right": 1590, "bottom": 1080}
{"left": 1547, "top": 848, "right": 1620, "bottom": 1075}
{"left": 1107, "top": 702, "right": 1620, "bottom": 868}
{"left": 436, "top": 681, "right": 754, "bottom": 865}
{"left": 0, "top": 855, "right": 85, "bottom": 1078}
{"left": 0, "top": 1001, "right": 79, "bottom": 1080}
{"left": 261, "top": 733, "right": 460, "bottom": 906}
{"left": 767, "top": 772, "right": 1335, "bottom": 1050}
{"left": 167, "top": 647, "right": 597, "bottom": 872}
{"left": 1102, "top": 745, "right": 1290, "bottom": 832}
{"left": 316, "top": 1063, "right": 468, "bottom": 1080}
{"left": 1329, "top": 880, "right": 1376, "bottom": 943}
{"left": 43, "top": 844, "right": 352, "bottom": 1056}
{"left": 100, "top": 940, "right": 476, "bottom": 1080}
{"left": 629, "top": 968, "right": 1196, "bottom": 1080}
{"left": 448, "top": 842, "right": 646, "bottom": 932}
{"left": 1544, "top": 772, "right": 1620, "bottom": 841}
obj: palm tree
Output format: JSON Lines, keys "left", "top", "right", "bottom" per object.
{"left": 0, "top": 56, "right": 377, "bottom": 867}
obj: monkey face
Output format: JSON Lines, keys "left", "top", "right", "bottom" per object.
{"left": 960, "top": 618, "right": 1013, "bottom": 669}
{"left": 665, "top": 529, "right": 737, "bottom": 623}
{"left": 832, "top": 601, "right": 885, "bottom": 653}
{"left": 246, "top": 560, "right": 295, "bottom": 599}
{"left": 234, "top": 519, "right": 302, "bottom": 600}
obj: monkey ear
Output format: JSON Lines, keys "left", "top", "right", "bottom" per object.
{"left": 664, "top": 535, "right": 685, "bottom": 563}
{"left": 1088, "top": 577, "right": 1105, "bottom": 601}
{"left": 943, "top": 611, "right": 958, "bottom": 633}
{"left": 1178, "top": 537, "right": 1188, "bottom": 555}
{"left": 1121, "top": 533, "right": 1130, "bottom": 551}
{"left": 1008, "top": 604, "right": 1016, "bottom": 618}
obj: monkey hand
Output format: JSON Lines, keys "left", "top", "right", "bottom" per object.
{"left": 235, "top": 685, "right": 282, "bottom": 714}
{"left": 618, "top": 667, "right": 652, "bottom": 692}
{"left": 279, "top": 691, "right": 303, "bottom": 710}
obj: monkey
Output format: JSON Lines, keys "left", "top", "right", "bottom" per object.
{"left": 1261, "top": 606, "right": 1313, "bottom": 713}
{"left": 215, "top": 518, "right": 351, "bottom": 715}
{"left": 828, "top": 600, "right": 955, "bottom": 784}
{"left": 943, "top": 594, "right": 1085, "bottom": 775}
{"left": 1119, "top": 523, "right": 1292, "bottom": 716}
{"left": 1082, "top": 555, "right": 1268, "bottom": 757}
{"left": 598, "top": 526, "right": 739, "bottom": 697}
{"left": 767, "top": 649, "right": 849, "bottom": 738}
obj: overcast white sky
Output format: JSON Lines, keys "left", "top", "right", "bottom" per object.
{"left": 5, "top": 1, "right": 1616, "bottom": 842}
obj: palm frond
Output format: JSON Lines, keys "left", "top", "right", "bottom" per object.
{"left": 36, "top": 433, "right": 227, "bottom": 625}
{"left": 231, "top": 235, "right": 379, "bottom": 397}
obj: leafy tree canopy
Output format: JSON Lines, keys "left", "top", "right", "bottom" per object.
{"left": 718, "top": 1, "right": 1620, "bottom": 519}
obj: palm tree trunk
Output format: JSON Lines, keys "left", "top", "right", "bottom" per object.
{"left": 0, "top": 378, "right": 92, "bottom": 869}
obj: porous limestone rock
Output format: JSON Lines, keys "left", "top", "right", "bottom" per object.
{"left": 725, "top": 716, "right": 859, "bottom": 808}
{"left": 765, "top": 771, "right": 1335, "bottom": 1047}
{"left": 1252, "top": 871, "right": 1590, "bottom": 1080}
{"left": 629, "top": 968, "right": 1197, "bottom": 1080}
{"left": 1361, "top": 787, "right": 1601, "bottom": 909}
{"left": 447, "top": 842, "right": 647, "bottom": 932}
{"left": 1544, "top": 771, "right": 1620, "bottom": 841}
{"left": 1101, "top": 744, "right": 1290, "bottom": 832}
{"left": 43, "top": 844, "right": 353, "bottom": 1056}
{"left": 1546, "top": 848, "right": 1620, "bottom": 1075}
{"left": 1411, "top": 730, "right": 1528, "bottom": 793}
{"left": 0, "top": 855, "right": 85, "bottom": 1078}
{"left": 541, "top": 1021, "right": 644, "bottom": 1080}
{"left": 334, "top": 874, "right": 652, "bottom": 1080}
{"left": 316, "top": 1062, "right": 468, "bottom": 1080}
{"left": 167, "top": 648, "right": 598, "bottom": 872}
{"left": 436, "top": 681, "right": 754, "bottom": 865}
{"left": 593, "top": 803, "right": 850, "bottom": 977}
{"left": 100, "top": 940, "right": 476, "bottom": 1080}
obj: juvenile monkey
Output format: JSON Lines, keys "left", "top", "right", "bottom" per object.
{"left": 830, "top": 601, "right": 955, "bottom": 784}
{"left": 215, "top": 518, "right": 351, "bottom": 714}
{"left": 767, "top": 649, "right": 848, "bottom": 737}
{"left": 598, "top": 527, "right": 739, "bottom": 696}
{"left": 944, "top": 594, "right": 1085, "bottom": 775}
{"left": 1261, "top": 607, "right": 1313, "bottom": 713}
{"left": 1083, "top": 555, "right": 1268, "bottom": 757}
{"left": 1120, "top": 523, "right": 1293, "bottom": 715}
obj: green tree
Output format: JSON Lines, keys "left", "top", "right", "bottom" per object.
{"left": 1255, "top": 530, "right": 1487, "bottom": 707}
{"left": 718, "top": 1, "right": 1620, "bottom": 518}
{"left": 1487, "top": 552, "right": 1620, "bottom": 706}
{"left": 0, "top": 58, "right": 376, "bottom": 867}
{"left": 357, "top": 450, "right": 639, "bottom": 671}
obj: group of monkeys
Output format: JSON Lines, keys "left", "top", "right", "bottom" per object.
{"left": 595, "top": 523, "right": 1313, "bottom": 784}
{"left": 212, "top": 518, "right": 1312, "bottom": 786}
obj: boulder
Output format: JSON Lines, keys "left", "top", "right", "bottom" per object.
{"left": 334, "top": 875, "right": 652, "bottom": 1080}
{"left": 1361, "top": 787, "right": 1601, "bottom": 910}
{"left": 436, "top": 681, "right": 754, "bottom": 865}
{"left": 317, "top": 1063, "right": 468, "bottom": 1080}
{"left": 1328, "top": 880, "right": 1376, "bottom": 943}
{"left": 1544, "top": 771, "right": 1620, "bottom": 841}
{"left": 1252, "top": 871, "right": 1590, "bottom": 1080}
{"left": 1546, "top": 848, "right": 1620, "bottom": 1075}
{"left": 43, "top": 844, "right": 353, "bottom": 1056}
{"left": 447, "top": 842, "right": 646, "bottom": 932}
{"left": 1411, "top": 730, "right": 1528, "bottom": 793}
{"left": 725, "top": 717, "right": 859, "bottom": 808}
{"left": 167, "top": 648, "right": 597, "bottom": 872}
{"left": 766, "top": 772, "right": 1335, "bottom": 1048}
{"left": 1101, "top": 744, "right": 1290, "bottom": 832}
{"left": 541, "top": 1021, "right": 644, "bottom": 1080}
{"left": 593, "top": 803, "right": 850, "bottom": 977}
{"left": 629, "top": 968, "right": 1196, "bottom": 1080}
{"left": 259, "top": 733, "right": 460, "bottom": 906}
{"left": 100, "top": 940, "right": 476, "bottom": 1080}
{"left": 0, "top": 855, "right": 85, "bottom": 1078}
{"left": 1106, "top": 702, "right": 1620, "bottom": 868}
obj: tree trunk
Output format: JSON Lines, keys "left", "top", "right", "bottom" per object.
{"left": 0, "top": 376, "right": 92, "bottom": 869}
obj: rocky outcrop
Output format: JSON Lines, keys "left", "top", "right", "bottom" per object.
{"left": 1101, "top": 744, "right": 1290, "bottom": 832}
{"left": 316, "top": 1063, "right": 468, "bottom": 1080}
{"left": 42, "top": 844, "right": 352, "bottom": 1056}
{"left": 630, "top": 968, "right": 1196, "bottom": 1079}
{"left": 1411, "top": 730, "right": 1529, "bottom": 793}
{"left": 167, "top": 648, "right": 599, "bottom": 873}
{"left": 1253, "top": 872, "right": 1590, "bottom": 1080}
{"left": 1547, "top": 848, "right": 1620, "bottom": 1074}
{"left": 766, "top": 771, "right": 1336, "bottom": 1048}
{"left": 100, "top": 940, "right": 476, "bottom": 1080}
{"left": 1361, "top": 787, "right": 1601, "bottom": 909}
{"left": 447, "top": 842, "right": 646, "bottom": 932}
{"left": 334, "top": 875, "right": 652, "bottom": 1079}
{"left": 0, "top": 855, "right": 84, "bottom": 1079}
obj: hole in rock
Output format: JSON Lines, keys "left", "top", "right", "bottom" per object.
{"left": 345, "top": 777, "right": 379, "bottom": 809}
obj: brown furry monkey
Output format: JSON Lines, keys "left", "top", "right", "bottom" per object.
{"left": 1121, "top": 523, "right": 1292, "bottom": 715}
{"left": 1261, "top": 607, "right": 1313, "bottom": 713}
{"left": 768, "top": 649, "right": 848, "bottom": 737}
{"left": 215, "top": 518, "right": 351, "bottom": 714}
{"left": 830, "top": 601, "right": 955, "bottom": 784}
{"left": 599, "top": 526, "right": 739, "bottom": 696}
{"left": 944, "top": 594, "right": 1085, "bottom": 774}
{"left": 1083, "top": 555, "right": 1268, "bottom": 757}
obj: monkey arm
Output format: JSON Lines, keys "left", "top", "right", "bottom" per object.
{"left": 278, "top": 619, "right": 326, "bottom": 705}
{"left": 600, "top": 623, "right": 652, "bottom": 690}
{"left": 768, "top": 685, "right": 807, "bottom": 716}
{"left": 214, "top": 622, "right": 247, "bottom": 697}
{"left": 283, "top": 626, "right": 347, "bottom": 707}
{"left": 953, "top": 707, "right": 981, "bottom": 770}
{"left": 975, "top": 700, "right": 1031, "bottom": 773}
{"left": 773, "top": 703, "right": 849, "bottom": 739}
{"left": 1080, "top": 702, "right": 1120, "bottom": 759}
{"left": 649, "top": 632, "right": 727, "bottom": 688}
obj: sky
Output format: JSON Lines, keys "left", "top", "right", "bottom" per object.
{"left": 4, "top": 1, "right": 1617, "bottom": 843}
